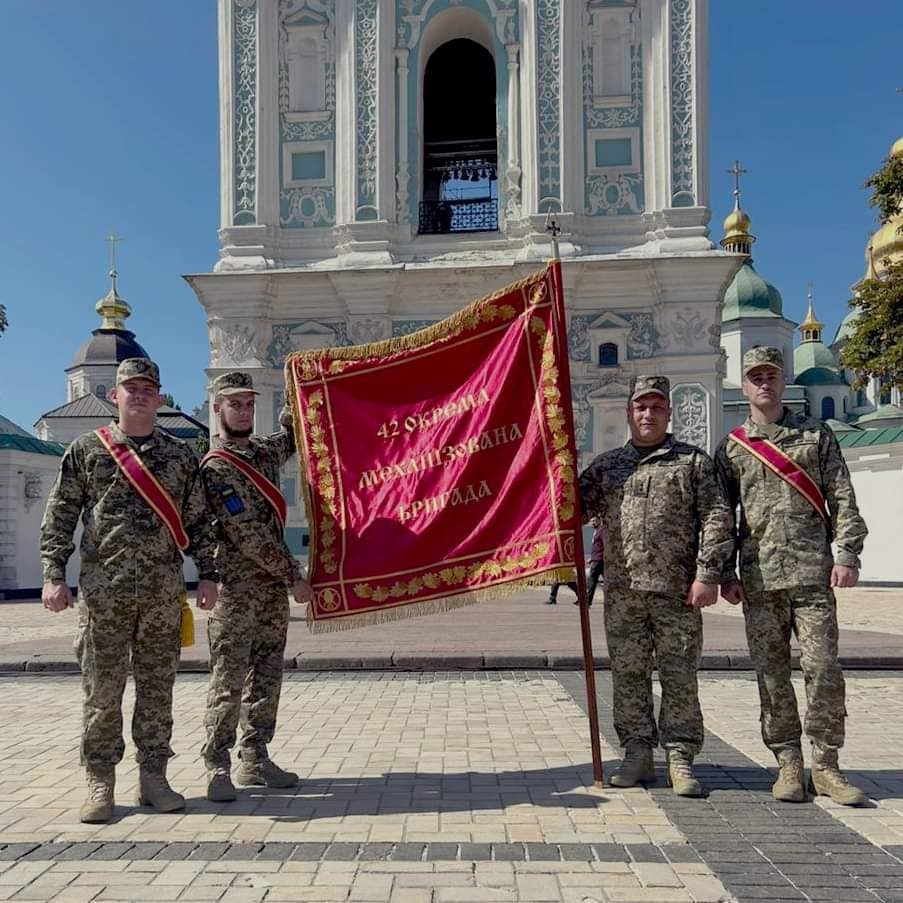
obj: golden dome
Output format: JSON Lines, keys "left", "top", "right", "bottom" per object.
{"left": 871, "top": 218, "right": 902, "bottom": 275}
{"left": 95, "top": 270, "right": 132, "bottom": 330}
{"left": 891, "top": 136, "right": 903, "bottom": 159}
{"left": 720, "top": 203, "right": 755, "bottom": 255}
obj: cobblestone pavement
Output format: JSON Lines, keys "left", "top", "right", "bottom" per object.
{"left": 1, "top": 588, "right": 901, "bottom": 670}
{"left": 0, "top": 674, "right": 901, "bottom": 901}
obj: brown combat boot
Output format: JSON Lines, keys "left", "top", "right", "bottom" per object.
{"left": 772, "top": 747, "right": 806, "bottom": 802}
{"left": 809, "top": 746, "right": 866, "bottom": 807}
{"left": 136, "top": 763, "right": 185, "bottom": 812}
{"left": 609, "top": 742, "right": 655, "bottom": 788}
{"left": 666, "top": 749, "right": 703, "bottom": 797}
{"left": 206, "top": 767, "right": 237, "bottom": 803}
{"left": 236, "top": 757, "right": 299, "bottom": 789}
{"left": 80, "top": 766, "right": 115, "bottom": 823}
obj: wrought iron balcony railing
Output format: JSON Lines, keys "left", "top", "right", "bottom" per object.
{"left": 418, "top": 198, "right": 499, "bottom": 235}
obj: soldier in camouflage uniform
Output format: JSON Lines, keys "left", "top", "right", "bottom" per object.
{"left": 199, "top": 372, "right": 314, "bottom": 802}
{"left": 40, "top": 358, "right": 219, "bottom": 824}
{"left": 580, "top": 376, "right": 733, "bottom": 797}
{"left": 716, "top": 347, "right": 869, "bottom": 806}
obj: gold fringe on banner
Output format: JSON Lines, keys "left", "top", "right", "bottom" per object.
{"left": 307, "top": 567, "right": 578, "bottom": 634}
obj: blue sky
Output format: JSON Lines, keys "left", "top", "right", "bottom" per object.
{"left": 0, "top": 1, "right": 900, "bottom": 430}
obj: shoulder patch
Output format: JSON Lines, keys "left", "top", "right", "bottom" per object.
{"left": 219, "top": 484, "right": 244, "bottom": 515}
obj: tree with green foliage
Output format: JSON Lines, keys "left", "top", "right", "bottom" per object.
{"left": 840, "top": 148, "right": 903, "bottom": 392}
{"left": 840, "top": 260, "right": 903, "bottom": 392}
{"left": 0, "top": 304, "right": 7, "bottom": 336}
{"left": 162, "top": 392, "right": 179, "bottom": 409}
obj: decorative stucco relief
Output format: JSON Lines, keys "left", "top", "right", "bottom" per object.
{"left": 266, "top": 320, "right": 351, "bottom": 366}
{"left": 670, "top": 0, "right": 695, "bottom": 205}
{"left": 233, "top": 0, "right": 258, "bottom": 225}
{"left": 536, "top": 0, "right": 561, "bottom": 212}
{"left": 569, "top": 313, "right": 660, "bottom": 361}
{"left": 355, "top": 0, "right": 379, "bottom": 219}
{"left": 671, "top": 383, "right": 708, "bottom": 448}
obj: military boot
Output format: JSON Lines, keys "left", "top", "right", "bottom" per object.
{"left": 666, "top": 749, "right": 703, "bottom": 798}
{"left": 80, "top": 766, "right": 115, "bottom": 823}
{"left": 136, "top": 763, "right": 185, "bottom": 812}
{"left": 772, "top": 747, "right": 806, "bottom": 802}
{"left": 608, "top": 742, "right": 655, "bottom": 788}
{"left": 236, "top": 756, "right": 299, "bottom": 789}
{"left": 809, "top": 746, "right": 867, "bottom": 806}
{"left": 206, "top": 767, "right": 237, "bottom": 803}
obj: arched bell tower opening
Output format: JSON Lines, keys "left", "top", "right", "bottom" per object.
{"left": 419, "top": 38, "right": 498, "bottom": 235}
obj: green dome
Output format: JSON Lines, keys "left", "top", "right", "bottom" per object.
{"left": 831, "top": 308, "right": 858, "bottom": 346}
{"left": 794, "top": 365, "right": 846, "bottom": 387}
{"left": 794, "top": 340, "right": 838, "bottom": 376}
{"left": 722, "top": 260, "right": 784, "bottom": 321}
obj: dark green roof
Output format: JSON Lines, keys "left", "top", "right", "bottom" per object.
{"left": 854, "top": 403, "right": 903, "bottom": 425}
{"left": 0, "top": 434, "right": 65, "bottom": 456}
{"left": 794, "top": 366, "right": 846, "bottom": 386}
{"left": 835, "top": 425, "right": 903, "bottom": 448}
{"left": 722, "top": 260, "right": 784, "bottom": 320}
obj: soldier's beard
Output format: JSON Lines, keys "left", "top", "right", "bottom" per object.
{"left": 221, "top": 419, "right": 253, "bottom": 439}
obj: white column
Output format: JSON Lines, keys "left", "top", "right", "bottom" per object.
{"left": 396, "top": 48, "right": 411, "bottom": 225}
{"left": 256, "top": 0, "right": 279, "bottom": 227}
{"left": 505, "top": 43, "right": 521, "bottom": 219}
{"left": 519, "top": 0, "right": 539, "bottom": 216}
{"left": 334, "top": 0, "right": 356, "bottom": 226}
{"left": 218, "top": 0, "right": 234, "bottom": 231}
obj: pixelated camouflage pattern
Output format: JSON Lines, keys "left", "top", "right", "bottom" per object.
{"left": 742, "top": 345, "right": 784, "bottom": 375}
{"left": 604, "top": 590, "right": 704, "bottom": 755}
{"left": 201, "top": 580, "right": 291, "bottom": 767}
{"left": 715, "top": 408, "right": 868, "bottom": 591}
{"left": 40, "top": 422, "right": 218, "bottom": 592}
{"left": 116, "top": 357, "right": 160, "bottom": 385}
{"left": 75, "top": 591, "right": 181, "bottom": 767}
{"left": 211, "top": 371, "right": 260, "bottom": 396}
{"left": 200, "top": 427, "right": 300, "bottom": 587}
{"left": 579, "top": 435, "right": 733, "bottom": 596}
{"left": 629, "top": 374, "right": 670, "bottom": 402}
{"left": 743, "top": 587, "right": 845, "bottom": 752}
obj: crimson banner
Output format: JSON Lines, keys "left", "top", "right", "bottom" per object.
{"left": 286, "top": 263, "right": 580, "bottom": 631}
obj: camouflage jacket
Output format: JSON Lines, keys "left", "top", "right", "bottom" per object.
{"left": 579, "top": 436, "right": 733, "bottom": 596}
{"left": 40, "top": 422, "right": 218, "bottom": 598}
{"left": 200, "top": 427, "right": 301, "bottom": 588}
{"left": 715, "top": 408, "right": 868, "bottom": 592}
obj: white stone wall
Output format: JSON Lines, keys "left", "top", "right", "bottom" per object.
{"left": 844, "top": 446, "right": 903, "bottom": 585}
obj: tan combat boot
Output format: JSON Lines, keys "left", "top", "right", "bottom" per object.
{"left": 666, "top": 749, "right": 703, "bottom": 797}
{"left": 136, "top": 763, "right": 185, "bottom": 812}
{"left": 809, "top": 746, "right": 866, "bottom": 806}
{"left": 236, "top": 757, "right": 299, "bottom": 789}
{"left": 608, "top": 742, "right": 655, "bottom": 788}
{"left": 772, "top": 747, "right": 805, "bottom": 802}
{"left": 80, "top": 766, "right": 115, "bottom": 823}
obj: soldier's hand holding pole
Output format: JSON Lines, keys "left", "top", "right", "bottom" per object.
{"left": 686, "top": 580, "right": 717, "bottom": 608}
{"left": 292, "top": 578, "right": 314, "bottom": 605}
{"left": 719, "top": 579, "right": 746, "bottom": 605}
{"left": 195, "top": 579, "right": 219, "bottom": 610}
{"left": 41, "top": 580, "right": 73, "bottom": 612}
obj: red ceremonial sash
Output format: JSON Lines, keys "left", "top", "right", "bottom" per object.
{"left": 202, "top": 449, "right": 287, "bottom": 527}
{"left": 729, "top": 426, "right": 828, "bottom": 521}
{"left": 95, "top": 426, "right": 190, "bottom": 550}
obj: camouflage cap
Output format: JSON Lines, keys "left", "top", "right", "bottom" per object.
{"left": 629, "top": 374, "right": 670, "bottom": 403}
{"left": 742, "top": 345, "right": 784, "bottom": 376}
{"left": 211, "top": 371, "right": 260, "bottom": 397}
{"left": 116, "top": 358, "right": 160, "bottom": 386}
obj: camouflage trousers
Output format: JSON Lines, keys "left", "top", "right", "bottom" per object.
{"left": 743, "top": 586, "right": 845, "bottom": 752}
{"left": 201, "top": 581, "right": 290, "bottom": 768}
{"left": 604, "top": 589, "right": 703, "bottom": 756}
{"left": 74, "top": 590, "right": 182, "bottom": 768}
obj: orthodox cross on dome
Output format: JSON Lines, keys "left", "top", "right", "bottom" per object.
{"left": 105, "top": 232, "right": 124, "bottom": 281}
{"left": 800, "top": 281, "right": 823, "bottom": 343}
{"left": 97, "top": 233, "right": 131, "bottom": 330}
{"left": 727, "top": 160, "right": 747, "bottom": 210}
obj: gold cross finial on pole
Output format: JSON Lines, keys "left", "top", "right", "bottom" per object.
{"left": 545, "top": 212, "right": 561, "bottom": 261}
{"left": 727, "top": 160, "right": 748, "bottom": 209}
{"left": 105, "top": 232, "right": 124, "bottom": 276}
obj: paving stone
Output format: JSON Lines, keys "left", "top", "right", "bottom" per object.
{"left": 0, "top": 844, "right": 38, "bottom": 861}
{"left": 458, "top": 844, "right": 492, "bottom": 861}
{"left": 659, "top": 846, "right": 701, "bottom": 864}
{"left": 289, "top": 843, "right": 328, "bottom": 861}
{"left": 153, "top": 843, "right": 197, "bottom": 861}
{"left": 88, "top": 843, "right": 134, "bottom": 860}
{"left": 20, "top": 843, "right": 71, "bottom": 861}
{"left": 255, "top": 843, "right": 296, "bottom": 861}
{"left": 558, "top": 844, "right": 593, "bottom": 861}
{"left": 390, "top": 844, "right": 425, "bottom": 862}
{"left": 356, "top": 844, "right": 394, "bottom": 861}
{"left": 592, "top": 844, "right": 629, "bottom": 862}
{"left": 425, "top": 844, "right": 460, "bottom": 861}
{"left": 54, "top": 843, "right": 102, "bottom": 861}
{"left": 491, "top": 844, "right": 525, "bottom": 862}
{"left": 122, "top": 843, "right": 166, "bottom": 860}
{"left": 188, "top": 842, "right": 231, "bottom": 861}
{"left": 626, "top": 844, "right": 666, "bottom": 863}
{"left": 524, "top": 844, "right": 560, "bottom": 862}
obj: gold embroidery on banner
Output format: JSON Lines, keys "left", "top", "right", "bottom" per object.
{"left": 305, "top": 389, "right": 339, "bottom": 575}
{"left": 352, "top": 542, "right": 552, "bottom": 602}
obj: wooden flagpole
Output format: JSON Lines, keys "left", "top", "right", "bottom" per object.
{"left": 546, "top": 215, "right": 604, "bottom": 788}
